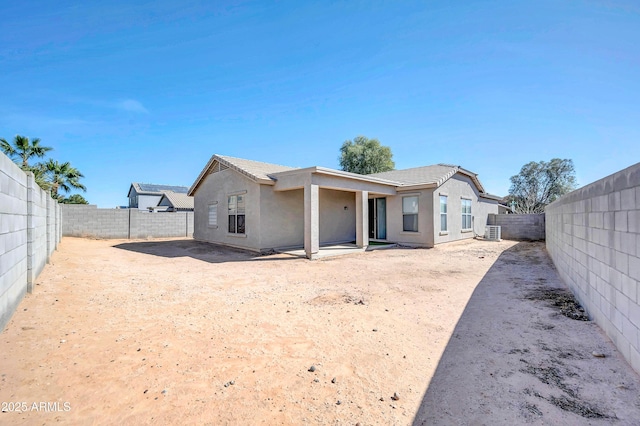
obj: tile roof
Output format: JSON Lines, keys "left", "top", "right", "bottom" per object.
{"left": 216, "top": 155, "right": 297, "bottom": 181}
{"left": 368, "top": 164, "right": 459, "bottom": 186}
{"left": 190, "top": 155, "right": 496, "bottom": 198}
{"left": 159, "top": 191, "right": 194, "bottom": 210}
{"left": 189, "top": 154, "right": 298, "bottom": 195}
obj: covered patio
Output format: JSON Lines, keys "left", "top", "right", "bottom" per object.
{"left": 271, "top": 167, "right": 398, "bottom": 259}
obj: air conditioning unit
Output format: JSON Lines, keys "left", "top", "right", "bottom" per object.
{"left": 485, "top": 225, "right": 501, "bottom": 241}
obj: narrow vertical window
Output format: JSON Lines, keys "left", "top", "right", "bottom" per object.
{"left": 402, "top": 196, "right": 419, "bottom": 232}
{"left": 236, "top": 194, "right": 245, "bottom": 234}
{"left": 462, "top": 199, "right": 472, "bottom": 230}
{"left": 440, "top": 195, "right": 448, "bottom": 232}
{"left": 228, "top": 195, "right": 237, "bottom": 233}
{"left": 208, "top": 203, "right": 218, "bottom": 227}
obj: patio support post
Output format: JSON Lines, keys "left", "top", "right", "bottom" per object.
{"left": 304, "top": 183, "right": 320, "bottom": 259}
{"left": 356, "top": 191, "right": 369, "bottom": 248}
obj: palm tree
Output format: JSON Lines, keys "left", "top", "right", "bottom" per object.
{"left": 59, "top": 194, "right": 89, "bottom": 204}
{"left": 0, "top": 135, "right": 53, "bottom": 169}
{"left": 42, "top": 159, "right": 86, "bottom": 199}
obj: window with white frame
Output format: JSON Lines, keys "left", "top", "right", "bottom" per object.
{"left": 208, "top": 202, "right": 218, "bottom": 227}
{"left": 228, "top": 195, "right": 245, "bottom": 234}
{"left": 440, "top": 195, "right": 448, "bottom": 232}
{"left": 402, "top": 196, "right": 419, "bottom": 232}
{"left": 461, "top": 198, "right": 472, "bottom": 230}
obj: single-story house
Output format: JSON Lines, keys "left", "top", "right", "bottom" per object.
{"left": 188, "top": 155, "right": 502, "bottom": 259}
{"left": 151, "top": 190, "right": 194, "bottom": 212}
{"left": 128, "top": 183, "right": 190, "bottom": 211}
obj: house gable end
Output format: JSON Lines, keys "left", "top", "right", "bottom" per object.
{"left": 127, "top": 184, "right": 137, "bottom": 198}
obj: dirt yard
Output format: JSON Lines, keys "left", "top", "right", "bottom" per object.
{"left": 1, "top": 238, "right": 639, "bottom": 425}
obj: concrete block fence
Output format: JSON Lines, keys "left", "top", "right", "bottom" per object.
{"left": 546, "top": 162, "right": 640, "bottom": 373}
{"left": 61, "top": 204, "right": 193, "bottom": 239}
{"left": 1, "top": 152, "right": 61, "bottom": 331}
{"left": 488, "top": 213, "right": 545, "bottom": 240}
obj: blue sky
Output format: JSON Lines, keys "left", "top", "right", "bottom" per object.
{"left": 1, "top": 0, "right": 639, "bottom": 207}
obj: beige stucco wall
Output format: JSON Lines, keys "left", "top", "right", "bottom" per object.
{"left": 259, "top": 187, "right": 355, "bottom": 249}
{"left": 193, "top": 168, "right": 262, "bottom": 251}
{"left": 319, "top": 189, "right": 356, "bottom": 244}
{"left": 474, "top": 197, "right": 500, "bottom": 236}
{"left": 194, "top": 169, "right": 359, "bottom": 252}
{"left": 382, "top": 190, "right": 435, "bottom": 247}
{"left": 433, "top": 174, "right": 499, "bottom": 245}
{"left": 259, "top": 186, "right": 304, "bottom": 249}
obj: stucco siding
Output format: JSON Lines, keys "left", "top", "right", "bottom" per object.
{"left": 193, "top": 168, "right": 262, "bottom": 252}
{"left": 433, "top": 174, "right": 499, "bottom": 245}
{"left": 384, "top": 190, "right": 434, "bottom": 247}
{"left": 137, "top": 194, "right": 162, "bottom": 211}
{"left": 259, "top": 187, "right": 304, "bottom": 249}
{"left": 319, "top": 189, "right": 356, "bottom": 244}
{"left": 474, "top": 198, "right": 500, "bottom": 235}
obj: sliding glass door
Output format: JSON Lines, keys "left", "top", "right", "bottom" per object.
{"left": 368, "top": 198, "right": 387, "bottom": 240}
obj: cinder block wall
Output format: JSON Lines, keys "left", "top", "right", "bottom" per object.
{"left": 62, "top": 205, "right": 129, "bottom": 238}
{"left": 61, "top": 204, "right": 193, "bottom": 239}
{"left": 133, "top": 211, "right": 193, "bottom": 238}
{"left": 546, "top": 162, "right": 640, "bottom": 373}
{"left": 1, "top": 152, "right": 61, "bottom": 331}
{"left": 487, "top": 213, "right": 545, "bottom": 240}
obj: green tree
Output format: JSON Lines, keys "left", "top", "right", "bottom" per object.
{"left": 508, "top": 158, "right": 577, "bottom": 213}
{"left": 0, "top": 135, "right": 52, "bottom": 169}
{"left": 339, "top": 136, "right": 395, "bottom": 174}
{"left": 59, "top": 194, "right": 89, "bottom": 204}
{"left": 41, "top": 159, "right": 87, "bottom": 199}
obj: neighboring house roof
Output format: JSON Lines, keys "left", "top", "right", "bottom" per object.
{"left": 189, "top": 154, "right": 297, "bottom": 195}
{"left": 158, "top": 190, "right": 194, "bottom": 210}
{"left": 128, "top": 183, "right": 190, "bottom": 198}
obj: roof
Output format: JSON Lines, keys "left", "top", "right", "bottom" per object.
{"left": 129, "top": 182, "right": 189, "bottom": 197}
{"left": 218, "top": 155, "right": 296, "bottom": 181}
{"left": 189, "top": 155, "right": 501, "bottom": 199}
{"left": 271, "top": 165, "right": 400, "bottom": 183}
{"left": 189, "top": 154, "right": 297, "bottom": 195}
{"left": 369, "top": 163, "right": 493, "bottom": 193}
{"left": 368, "top": 164, "right": 460, "bottom": 186}
{"left": 159, "top": 191, "right": 194, "bottom": 210}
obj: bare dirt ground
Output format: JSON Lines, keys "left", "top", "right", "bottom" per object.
{"left": 1, "top": 238, "right": 639, "bottom": 425}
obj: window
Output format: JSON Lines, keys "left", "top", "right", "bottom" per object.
{"left": 440, "top": 195, "right": 448, "bottom": 232}
{"left": 228, "top": 195, "right": 245, "bottom": 234}
{"left": 462, "top": 199, "right": 472, "bottom": 230}
{"left": 402, "top": 196, "right": 419, "bottom": 232}
{"left": 208, "top": 203, "right": 218, "bottom": 227}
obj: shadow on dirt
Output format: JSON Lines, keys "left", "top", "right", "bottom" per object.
{"left": 113, "top": 239, "right": 298, "bottom": 264}
{"left": 412, "top": 241, "right": 627, "bottom": 425}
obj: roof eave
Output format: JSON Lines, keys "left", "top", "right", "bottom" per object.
{"left": 256, "top": 178, "right": 276, "bottom": 185}
{"left": 479, "top": 193, "right": 503, "bottom": 201}
{"left": 189, "top": 155, "right": 219, "bottom": 196}
{"left": 396, "top": 183, "right": 438, "bottom": 191}
{"left": 271, "top": 166, "right": 399, "bottom": 187}
{"left": 190, "top": 155, "right": 279, "bottom": 196}
{"left": 127, "top": 184, "right": 136, "bottom": 198}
